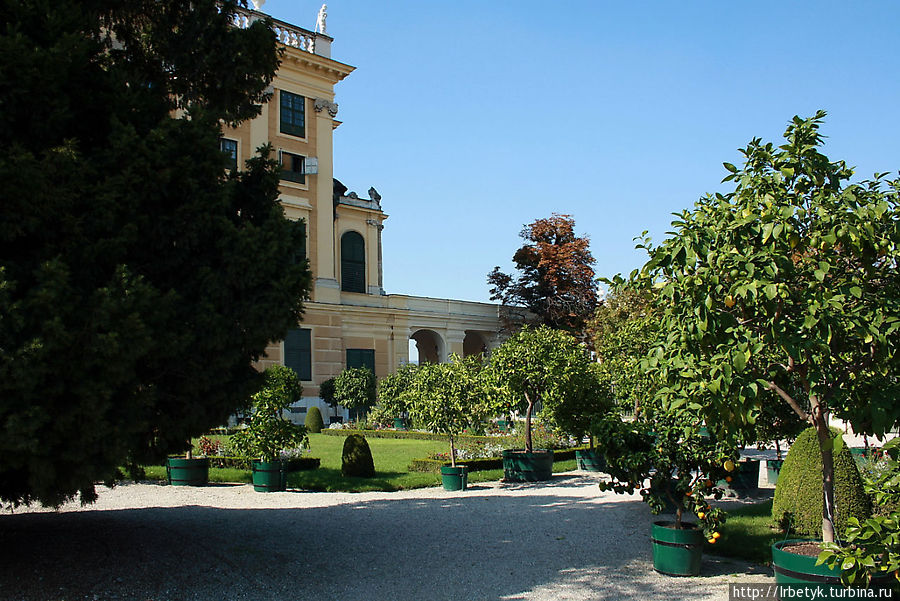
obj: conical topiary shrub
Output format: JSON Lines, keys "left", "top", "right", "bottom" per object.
{"left": 305, "top": 406, "right": 324, "bottom": 433}
{"left": 772, "top": 427, "right": 871, "bottom": 537}
{"left": 341, "top": 434, "right": 375, "bottom": 478}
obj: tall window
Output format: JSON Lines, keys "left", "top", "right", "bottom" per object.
{"left": 280, "top": 90, "right": 305, "bottom": 138}
{"left": 219, "top": 138, "right": 238, "bottom": 170}
{"left": 346, "top": 349, "right": 375, "bottom": 373}
{"left": 280, "top": 151, "right": 305, "bottom": 184}
{"left": 341, "top": 231, "right": 365, "bottom": 293}
{"left": 284, "top": 328, "right": 312, "bottom": 381}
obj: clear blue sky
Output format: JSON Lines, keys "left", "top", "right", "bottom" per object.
{"left": 262, "top": 0, "right": 900, "bottom": 304}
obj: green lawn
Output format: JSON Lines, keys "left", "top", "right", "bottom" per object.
{"left": 144, "top": 433, "right": 578, "bottom": 492}
{"left": 707, "top": 499, "right": 780, "bottom": 565}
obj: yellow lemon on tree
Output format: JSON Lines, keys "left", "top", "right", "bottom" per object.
{"left": 724, "top": 295, "right": 736, "bottom": 308}
{"left": 708, "top": 538, "right": 716, "bottom": 544}
{"left": 697, "top": 512, "right": 706, "bottom": 519}
{"left": 723, "top": 459, "right": 735, "bottom": 472}
{"left": 713, "top": 532, "right": 721, "bottom": 539}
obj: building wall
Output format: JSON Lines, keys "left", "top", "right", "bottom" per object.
{"left": 229, "top": 13, "right": 507, "bottom": 423}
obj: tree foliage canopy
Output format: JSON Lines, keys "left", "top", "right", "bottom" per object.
{"left": 334, "top": 367, "right": 376, "bottom": 411}
{"left": 638, "top": 111, "right": 900, "bottom": 541}
{"left": 0, "top": 0, "right": 311, "bottom": 506}
{"left": 230, "top": 366, "right": 308, "bottom": 463}
{"left": 488, "top": 325, "right": 609, "bottom": 452}
{"left": 406, "top": 355, "right": 490, "bottom": 465}
{"left": 488, "top": 214, "right": 598, "bottom": 336}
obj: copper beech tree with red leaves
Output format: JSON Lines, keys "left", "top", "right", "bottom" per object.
{"left": 487, "top": 214, "right": 598, "bottom": 337}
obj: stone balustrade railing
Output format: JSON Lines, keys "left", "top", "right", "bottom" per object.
{"left": 233, "top": 9, "right": 331, "bottom": 57}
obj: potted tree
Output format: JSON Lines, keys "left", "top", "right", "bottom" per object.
{"left": 407, "top": 355, "right": 490, "bottom": 491}
{"left": 165, "top": 441, "right": 210, "bottom": 486}
{"left": 318, "top": 377, "right": 341, "bottom": 424}
{"left": 594, "top": 406, "right": 736, "bottom": 576}
{"left": 487, "top": 325, "right": 599, "bottom": 482}
{"left": 231, "top": 365, "right": 309, "bottom": 492}
{"left": 378, "top": 363, "right": 417, "bottom": 430}
{"left": 334, "top": 367, "right": 376, "bottom": 425}
{"left": 637, "top": 112, "right": 900, "bottom": 589}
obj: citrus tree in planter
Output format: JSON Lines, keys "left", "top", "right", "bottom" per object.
{"left": 636, "top": 112, "right": 900, "bottom": 586}
{"left": 487, "top": 325, "right": 603, "bottom": 482}
{"left": 334, "top": 367, "right": 376, "bottom": 423}
{"left": 231, "top": 365, "right": 309, "bottom": 492}
{"left": 593, "top": 405, "right": 737, "bottom": 576}
{"left": 407, "top": 354, "right": 491, "bottom": 491}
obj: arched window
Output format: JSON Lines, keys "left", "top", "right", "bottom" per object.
{"left": 341, "top": 231, "right": 365, "bottom": 293}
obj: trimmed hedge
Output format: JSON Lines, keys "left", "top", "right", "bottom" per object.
{"left": 408, "top": 448, "right": 578, "bottom": 474}
{"left": 186, "top": 456, "right": 320, "bottom": 471}
{"left": 305, "top": 406, "right": 325, "bottom": 433}
{"left": 322, "top": 428, "right": 501, "bottom": 444}
{"left": 772, "top": 427, "right": 871, "bottom": 537}
{"left": 341, "top": 434, "right": 375, "bottom": 478}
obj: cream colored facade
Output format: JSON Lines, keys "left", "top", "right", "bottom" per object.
{"left": 227, "top": 11, "right": 506, "bottom": 419}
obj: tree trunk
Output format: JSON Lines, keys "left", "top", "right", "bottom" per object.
{"left": 449, "top": 434, "right": 457, "bottom": 468}
{"left": 524, "top": 392, "right": 534, "bottom": 453}
{"left": 775, "top": 439, "right": 782, "bottom": 461}
{"left": 810, "top": 396, "right": 836, "bottom": 543}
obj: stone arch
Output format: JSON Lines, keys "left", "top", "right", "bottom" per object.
{"left": 463, "top": 330, "right": 489, "bottom": 357}
{"left": 410, "top": 329, "right": 445, "bottom": 364}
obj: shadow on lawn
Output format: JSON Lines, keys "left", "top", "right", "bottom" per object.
{"left": 0, "top": 477, "right": 769, "bottom": 601}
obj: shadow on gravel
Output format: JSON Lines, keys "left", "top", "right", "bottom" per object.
{"left": 0, "top": 477, "right": 770, "bottom": 601}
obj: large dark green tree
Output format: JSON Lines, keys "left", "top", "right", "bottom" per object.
{"left": 0, "top": 0, "right": 311, "bottom": 506}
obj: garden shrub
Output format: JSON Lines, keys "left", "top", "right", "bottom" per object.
{"left": 773, "top": 427, "right": 871, "bottom": 537}
{"left": 305, "top": 406, "right": 324, "bottom": 433}
{"left": 341, "top": 434, "right": 375, "bottom": 478}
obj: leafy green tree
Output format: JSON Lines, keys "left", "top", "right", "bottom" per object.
{"left": 334, "top": 367, "right": 376, "bottom": 420}
{"left": 377, "top": 363, "right": 418, "bottom": 419}
{"left": 407, "top": 355, "right": 490, "bottom": 466}
{"left": 487, "top": 214, "right": 598, "bottom": 337}
{"left": 488, "top": 325, "right": 603, "bottom": 453}
{"left": 639, "top": 111, "right": 900, "bottom": 543}
{"left": 588, "top": 284, "right": 660, "bottom": 416}
{"left": 319, "top": 377, "right": 338, "bottom": 418}
{"left": 0, "top": 1, "right": 311, "bottom": 507}
{"left": 593, "top": 405, "right": 737, "bottom": 535}
{"left": 231, "top": 366, "right": 308, "bottom": 462}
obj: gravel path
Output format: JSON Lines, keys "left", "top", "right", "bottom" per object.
{"left": 0, "top": 472, "right": 773, "bottom": 601}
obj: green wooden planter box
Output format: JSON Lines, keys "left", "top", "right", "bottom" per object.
{"left": 166, "top": 457, "right": 209, "bottom": 486}
{"left": 251, "top": 460, "right": 287, "bottom": 492}
{"left": 502, "top": 449, "right": 553, "bottom": 482}
{"left": 772, "top": 539, "right": 895, "bottom": 599}
{"left": 440, "top": 465, "right": 469, "bottom": 491}
{"left": 651, "top": 521, "right": 703, "bottom": 576}
{"left": 575, "top": 448, "right": 605, "bottom": 472}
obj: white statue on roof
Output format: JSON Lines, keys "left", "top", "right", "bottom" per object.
{"left": 251, "top": 0, "right": 266, "bottom": 10}
{"left": 315, "top": 4, "right": 327, "bottom": 34}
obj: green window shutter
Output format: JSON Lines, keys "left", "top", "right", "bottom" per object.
{"left": 341, "top": 231, "right": 366, "bottom": 293}
{"left": 280, "top": 90, "right": 305, "bottom": 137}
{"left": 346, "top": 349, "right": 375, "bottom": 374}
{"left": 284, "top": 328, "right": 312, "bottom": 381}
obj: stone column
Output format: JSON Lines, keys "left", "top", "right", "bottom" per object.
{"left": 366, "top": 219, "right": 385, "bottom": 295}
{"left": 313, "top": 99, "right": 340, "bottom": 303}
{"left": 446, "top": 329, "right": 466, "bottom": 360}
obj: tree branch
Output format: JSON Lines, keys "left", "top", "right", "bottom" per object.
{"left": 767, "top": 381, "right": 812, "bottom": 424}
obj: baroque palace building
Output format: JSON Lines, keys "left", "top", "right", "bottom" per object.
{"left": 225, "top": 7, "right": 508, "bottom": 420}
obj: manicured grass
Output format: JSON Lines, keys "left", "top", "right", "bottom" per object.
{"left": 707, "top": 499, "right": 780, "bottom": 565}
{"left": 143, "top": 433, "right": 580, "bottom": 492}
